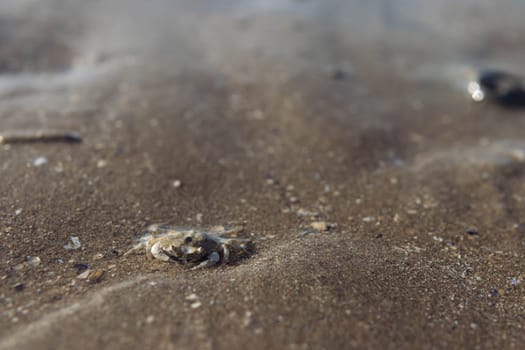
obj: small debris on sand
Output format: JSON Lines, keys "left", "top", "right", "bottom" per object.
{"left": 96, "top": 159, "right": 108, "bottom": 168}
{"left": 73, "top": 263, "right": 89, "bottom": 273}
{"left": 0, "top": 130, "right": 82, "bottom": 144}
{"left": 190, "top": 301, "right": 202, "bottom": 309}
{"left": 77, "top": 269, "right": 105, "bottom": 284}
{"left": 509, "top": 149, "right": 525, "bottom": 162}
{"left": 64, "top": 236, "right": 81, "bottom": 250}
{"left": 92, "top": 253, "right": 104, "bottom": 261}
{"left": 196, "top": 213, "right": 203, "bottom": 222}
{"left": 466, "top": 228, "right": 479, "bottom": 236}
{"left": 468, "top": 69, "right": 525, "bottom": 107}
{"left": 27, "top": 256, "right": 41, "bottom": 267}
{"left": 185, "top": 293, "right": 199, "bottom": 301}
{"left": 310, "top": 221, "right": 328, "bottom": 231}
{"left": 295, "top": 208, "right": 319, "bottom": 218}
{"left": 173, "top": 179, "right": 183, "bottom": 188}
{"left": 310, "top": 221, "right": 335, "bottom": 232}
{"left": 33, "top": 157, "right": 48, "bottom": 167}
{"left": 300, "top": 221, "right": 337, "bottom": 236}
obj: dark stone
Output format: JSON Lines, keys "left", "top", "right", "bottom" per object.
{"left": 466, "top": 228, "right": 479, "bottom": 236}
{"left": 478, "top": 70, "right": 525, "bottom": 108}
{"left": 73, "top": 263, "right": 89, "bottom": 273}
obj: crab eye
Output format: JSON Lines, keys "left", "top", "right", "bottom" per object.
{"left": 184, "top": 236, "right": 193, "bottom": 244}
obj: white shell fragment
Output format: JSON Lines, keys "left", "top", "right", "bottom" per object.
{"left": 64, "top": 236, "right": 81, "bottom": 250}
{"left": 33, "top": 157, "right": 48, "bottom": 167}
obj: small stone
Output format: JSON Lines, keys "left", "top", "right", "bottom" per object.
{"left": 298, "top": 229, "right": 317, "bottom": 237}
{"left": 77, "top": 269, "right": 105, "bottom": 283}
{"left": 310, "top": 221, "right": 328, "bottom": 232}
{"left": 92, "top": 253, "right": 104, "bottom": 261}
{"left": 296, "top": 208, "right": 319, "bottom": 218}
{"left": 510, "top": 149, "right": 525, "bottom": 162}
{"left": 27, "top": 256, "right": 41, "bottom": 267}
{"left": 14, "top": 208, "right": 22, "bottom": 216}
{"left": 186, "top": 293, "right": 199, "bottom": 301}
{"left": 13, "top": 263, "right": 25, "bottom": 271}
{"left": 64, "top": 236, "right": 81, "bottom": 250}
{"left": 73, "top": 263, "right": 89, "bottom": 273}
{"left": 288, "top": 196, "right": 299, "bottom": 204}
{"left": 173, "top": 180, "right": 182, "bottom": 188}
{"left": 96, "top": 159, "right": 108, "bottom": 168}
{"left": 196, "top": 213, "right": 203, "bottom": 223}
{"left": 77, "top": 270, "right": 91, "bottom": 280}
{"left": 146, "top": 315, "right": 155, "bottom": 324}
{"left": 466, "top": 228, "right": 479, "bottom": 236}
{"left": 33, "top": 157, "right": 48, "bottom": 167}
{"left": 190, "top": 301, "right": 202, "bottom": 309}
{"left": 86, "top": 270, "right": 105, "bottom": 284}
{"left": 14, "top": 283, "right": 25, "bottom": 292}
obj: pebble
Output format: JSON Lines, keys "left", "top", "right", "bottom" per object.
{"left": 146, "top": 315, "right": 155, "bottom": 324}
{"left": 14, "top": 283, "right": 25, "bottom": 292}
{"left": 190, "top": 301, "right": 202, "bottom": 309}
{"left": 469, "top": 69, "right": 525, "bottom": 107}
{"left": 96, "top": 159, "right": 108, "bottom": 168}
{"left": 77, "top": 270, "right": 91, "bottom": 279}
{"left": 173, "top": 180, "right": 182, "bottom": 188}
{"left": 13, "top": 263, "right": 25, "bottom": 271}
{"left": 466, "top": 228, "right": 479, "bottom": 236}
{"left": 185, "top": 293, "right": 199, "bottom": 301}
{"left": 33, "top": 157, "right": 48, "bottom": 167}
{"left": 14, "top": 208, "right": 22, "bottom": 216}
{"left": 92, "top": 253, "right": 104, "bottom": 261}
{"left": 288, "top": 196, "right": 299, "bottom": 204}
{"left": 87, "top": 270, "right": 105, "bottom": 283}
{"left": 27, "top": 256, "right": 41, "bottom": 267}
{"left": 196, "top": 213, "right": 203, "bottom": 223}
{"left": 77, "top": 269, "right": 105, "bottom": 284}
{"left": 296, "top": 208, "right": 319, "bottom": 218}
{"left": 509, "top": 149, "right": 525, "bottom": 162}
{"left": 298, "top": 229, "right": 317, "bottom": 237}
{"left": 73, "top": 263, "right": 89, "bottom": 273}
{"left": 64, "top": 236, "right": 81, "bottom": 250}
{"left": 310, "top": 221, "right": 328, "bottom": 232}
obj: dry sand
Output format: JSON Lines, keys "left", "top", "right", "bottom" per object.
{"left": 1, "top": 1, "right": 525, "bottom": 349}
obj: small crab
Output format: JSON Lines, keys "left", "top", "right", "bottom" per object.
{"left": 123, "top": 224, "right": 253, "bottom": 269}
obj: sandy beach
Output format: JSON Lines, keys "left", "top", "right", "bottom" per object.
{"left": 1, "top": 1, "right": 525, "bottom": 349}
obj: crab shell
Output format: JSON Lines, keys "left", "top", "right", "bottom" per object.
{"left": 147, "top": 231, "right": 219, "bottom": 263}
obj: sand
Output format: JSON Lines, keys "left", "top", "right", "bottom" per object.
{"left": 1, "top": 1, "right": 525, "bottom": 349}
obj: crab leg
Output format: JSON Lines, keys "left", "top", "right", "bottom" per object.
{"left": 123, "top": 243, "right": 144, "bottom": 257}
{"left": 191, "top": 252, "right": 220, "bottom": 270}
{"left": 221, "top": 244, "right": 230, "bottom": 264}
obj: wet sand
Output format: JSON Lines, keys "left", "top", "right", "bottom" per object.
{"left": 1, "top": 1, "right": 525, "bottom": 349}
